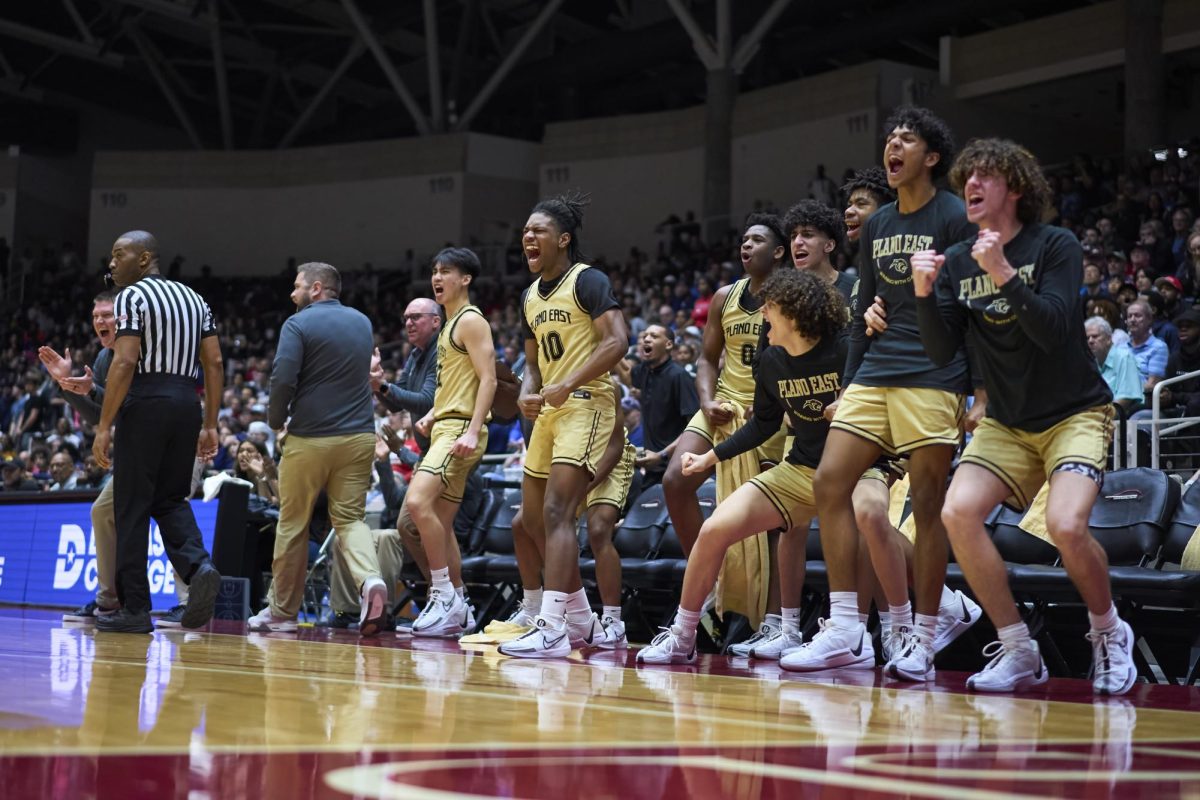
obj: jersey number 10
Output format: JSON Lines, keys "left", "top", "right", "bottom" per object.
{"left": 540, "top": 331, "right": 565, "bottom": 362}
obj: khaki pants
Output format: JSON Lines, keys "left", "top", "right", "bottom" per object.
{"left": 93, "top": 479, "right": 187, "bottom": 609}
{"left": 268, "top": 432, "right": 380, "bottom": 619}
{"left": 329, "top": 528, "right": 405, "bottom": 614}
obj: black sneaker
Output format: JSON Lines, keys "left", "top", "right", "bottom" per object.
{"left": 63, "top": 601, "right": 118, "bottom": 624}
{"left": 95, "top": 608, "right": 154, "bottom": 634}
{"left": 322, "top": 611, "right": 358, "bottom": 629}
{"left": 181, "top": 563, "right": 221, "bottom": 629}
{"left": 156, "top": 604, "right": 187, "bottom": 628}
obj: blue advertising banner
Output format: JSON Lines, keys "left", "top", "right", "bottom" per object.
{"left": 0, "top": 498, "right": 218, "bottom": 608}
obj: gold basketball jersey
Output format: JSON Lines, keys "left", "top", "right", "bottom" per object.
{"left": 716, "top": 277, "right": 762, "bottom": 406}
{"left": 523, "top": 263, "right": 615, "bottom": 407}
{"left": 434, "top": 304, "right": 488, "bottom": 422}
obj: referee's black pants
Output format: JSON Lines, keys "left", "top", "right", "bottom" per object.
{"left": 113, "top": 376, "right": 211, "bottom": 614}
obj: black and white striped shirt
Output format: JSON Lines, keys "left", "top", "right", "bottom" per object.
{"left": 114, "top": 275, "right": 216, "bottom": 377}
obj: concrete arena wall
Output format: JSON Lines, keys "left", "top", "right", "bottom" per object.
{"left": 89, "top": 134, "right": 538, "bottom": 276}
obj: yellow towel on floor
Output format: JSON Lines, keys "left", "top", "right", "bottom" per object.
{"left": 712, "top": 400, "right": 770, "bottom": 629}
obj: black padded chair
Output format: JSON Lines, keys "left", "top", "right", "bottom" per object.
{"left": 1106, "top": 479, "right": 1200, "bottom": 683}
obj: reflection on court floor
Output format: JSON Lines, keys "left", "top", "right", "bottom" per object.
{"left": 0, "top": 610, "right": 1198, "bottom": 799}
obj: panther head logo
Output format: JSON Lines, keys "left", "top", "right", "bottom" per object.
{"left": 986, "top": 298, "right": 1011, "bottom": 317}
{"left": 889, "top": 258, "right": 909, "bottom": 275}
{"left": 802, "top": 399, "right": 824, "bottom": 414}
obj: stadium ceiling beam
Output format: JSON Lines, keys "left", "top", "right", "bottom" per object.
{"left": 61, "top": 0, "right": 98, "bottom": 46}
{"left": 339, "top": 0, "right": 430, "bottom": 135}
{"left": 256, "top": 0, "right": 435, "bottom": 59}
{"left": 208, "top": 0, "right": 234, "bottom": 149}
{"left": 452, "top": 0, "right": 565, "bottom": 132}
{"left": 664, "top": 0, "right": 720, "bottom": 70}
{"left": 124, "top": 21, "right": 205, "bottom": 150}
{"left": 423, "top": 0, "right": 445, "bottom": 133}
{"left": 731, "top": 0, "right": 794, "bottom": 72}
{"left": 0, "top": 18, "right": 125, "bottom": 68}
{"left": 105, "top": 0, "right": 389, "bottom": 108}
{"left": 278, "top": 38, "right": 367, "bottom": 148}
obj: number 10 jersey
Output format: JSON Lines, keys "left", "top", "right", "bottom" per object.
{"left": 521, "top": 262, "right": 618, "bottom": 412}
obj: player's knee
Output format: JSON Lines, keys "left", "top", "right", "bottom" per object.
{"left": 587, "top": 526, "right": 613, "bottom": 553}
{"left": 1045, "top": 508, "right": 1091, "bottom": 551}
{"left": 853, "top": 496, "right": 889, "bottom": 539}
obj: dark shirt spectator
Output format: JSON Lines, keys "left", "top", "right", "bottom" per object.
{"left": 630, "top": 324, "right": 700, "bottom": 483}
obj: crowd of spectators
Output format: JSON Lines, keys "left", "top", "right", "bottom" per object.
{"left": 2, "top": 142, "right": 1198, "bottom": 499}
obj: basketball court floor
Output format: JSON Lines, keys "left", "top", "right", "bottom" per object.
{"left": 1, "top": 607, "right": 1198, "bottom": 799}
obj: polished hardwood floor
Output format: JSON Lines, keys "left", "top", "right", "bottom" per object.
{"left": 1, "top": 608, "right": 1198, "bottom": 799}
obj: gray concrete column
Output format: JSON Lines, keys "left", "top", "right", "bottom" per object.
{"left": 704, "top": 67, "right": 737, "bottom": 247}
{"left": 1124, "top": 0, "right": 1166, "bottom": 160}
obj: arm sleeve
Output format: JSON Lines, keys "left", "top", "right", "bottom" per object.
{"left": 842, "top": 219, "right": 876, "bottom": 384}
{"left": 575, "top": 268, "right": 621, "bottom": 319}
{"left": 996, "top": 231, "right": 1083, "bottom": 352}
{"left": 915, "top": 256, "right": 970, "bottom": 367}
{"left": 379, "top": 352, "right": 437, "bottom": 418}
{"left": 677, "top": 369, "right": 700, "bottom": 418}
{"left": 113, "top": 287, "right": 144, "bottom": 338}
{"left": 374, "top": 460, "right": 404, "bottom": 510}
{"left": 268, "top": 318, "right": 302, "bottom": 430}
{"left": 60, "top": 387, "right": 103, "bottom": 426}
{"left": 713, "top": 361, "right": 784, "bottom": 461}
{"left": 200, "top": 299, "right": 217, "bottom": 338}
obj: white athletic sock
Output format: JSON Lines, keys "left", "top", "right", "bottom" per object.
{"left": 430, "top": 567, "right": 452, "bottom": 594}
{"left": 914, "top": 613, "right": 938, "bottom": 647}
{"left": 456, "top": 585, "right": 466, "bottom": 600}
{"left": 602, "top": 605, "right": 622, "bottom": 622}
{"left": 889, "top": 601, "right": 913, "bottom": 629}
{"left": 878, "top": 609, "right": 894, "bottom": 632}
{"left": 566, "top": 587, "right": 591, "bottom": 615}
{"left": 858, "top": 612, "right": 870, "bottom": 625}
{"left": 997, "top": 621, "right": 1032, "bottom": 651}
{"left": 540, "top": 591, "right": 569, "bottom": 625}
{"left": 1088, "top": 604, "right": 1120, "bottom": 635}
{"left": 939, "top": 585, "right": 958, "bottom": 609}
{"left": 674, "top": 607, "right": 702, "bottom": 640}
{"left": 781, "top": 608, "right": 801, "bottom": 634}
{"left": 523, "top": 587, "right": 543, "bottom": 611}
{"left": 829, "top": 592, "right": 859, "bottom": 630}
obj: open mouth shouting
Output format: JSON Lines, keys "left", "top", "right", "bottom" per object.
{"left": 525, "top": 244, "right": 542, "bottom": 270}
{"left": 887, "top": 154, "right": 904, "bottom": 178}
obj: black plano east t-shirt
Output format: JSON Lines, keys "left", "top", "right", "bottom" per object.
{"left": 714, "top": 334, "right": 847, "bottom": 469}
{"left": 847, "top": 191, "right": 976, "bottom": 391}
{"left": 917, "top": 224, "right": 1112, "bottom": 431}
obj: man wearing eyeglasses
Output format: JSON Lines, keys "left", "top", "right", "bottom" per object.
{"left": 372, "top": 298, "right": 442, "bottom": 452}
{"left": 368, "top": 297, "right": 450, "bottom": 597}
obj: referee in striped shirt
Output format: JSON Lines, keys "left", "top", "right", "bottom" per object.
{"left": 92, "top": 230, "right": 223, "bottom": 634}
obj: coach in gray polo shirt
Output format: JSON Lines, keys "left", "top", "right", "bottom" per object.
{"left": 248, "top": 262, "right": 389, "bottom": 637}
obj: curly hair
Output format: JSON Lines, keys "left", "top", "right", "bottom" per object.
{"left": 949, "top": 138, "right": 1052, "bottom": 225}
{"left": 781, "top": 199, "right": 845, "bottom": 251}
{"left": 841, "top": 166, "right": 896, "bottom": 207}
{"left": 531, "top": 190, "right": 591, "bottom": 262}
{"left": 883, "top": 105, "right": 956, "bottom": 180}
{"left": 743, "top": 212, "right": 787, "bottom": 251}
{"left": 759, "top": 268, "right": 846, "bottom": 343}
